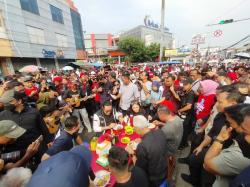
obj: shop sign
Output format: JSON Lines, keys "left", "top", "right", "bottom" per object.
{"left": 57, "top": 49, "right": 64, "bottom": 59}
{"left": 144, "top": 16, "right": 160, "bottom": 29}
{"left": 165, "top": 49, "right": 178, "bottom": 57}
{"left": 144, "top": 15, "right": 169, "bottom": 31}
{"left": 165, "top": 49, "right": 191, "bottom": 57}
{"left": 42, "top": 49, "right": 56, "bottom": 58}
{"left": 42, "top": 49, "right": 64, "bottom": 58}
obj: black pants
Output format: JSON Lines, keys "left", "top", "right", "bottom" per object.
{"left": 149, "top": 178, "right": 165, "bottom": 187}
{"left": 180, "top": 116, "right": 194, "bottom": 147}
{"left": 188, "top": 148, "right": 215, "bottom": 187}
{"left": 142, "top": 105, "right": 150, "bottom": 116}
{"left": 190, "top": 132, "right": 205, "bottom": 153}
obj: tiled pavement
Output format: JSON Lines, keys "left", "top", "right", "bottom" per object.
{"left": 173, "top": 147, "right": 193, "bottom": 187}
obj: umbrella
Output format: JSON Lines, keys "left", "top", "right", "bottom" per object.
{"left": 160, "top": 61, "right": 181, "bottom": 65}
{"left": 68, "top": 61, "right": 92, "bottom": 68}
{"left": 19, "top": 65, "right": 40, "bottom": 73}
{"left": 90, "top": 62, "right": 103, "bottom": 67}
{"left": 234, "top": 52, "right": 250, "bottom": 59}
{"left": 62, "top": 66, "right": 74, "bottom": 71}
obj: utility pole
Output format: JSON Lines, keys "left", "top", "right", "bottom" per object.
{"left": 159, "top": 0, "right": 165, "bottom": 62}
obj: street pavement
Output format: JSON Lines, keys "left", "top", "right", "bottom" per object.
{"left": 173, "top": 147, "right": 193, "bottom": 187}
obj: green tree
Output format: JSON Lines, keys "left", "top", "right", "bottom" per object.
{"left": 146, "top": 43, "right": 160, "bottom": 62}
{"left": 118, "top": 37, "right": 149, "bottom": 63}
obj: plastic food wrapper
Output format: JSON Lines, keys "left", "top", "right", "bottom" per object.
{"left": 96, "top": 140, "right": 111, "bottom": 156}
{"left": 96, "top": 156, "right": 109, "bottom": 167}
{"left": 94, "top": 170, "right": 110, "bottom": 187}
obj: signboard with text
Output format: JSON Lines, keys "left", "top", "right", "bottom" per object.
{"left": 191, "top": 34, "right": 205, "bottom": 45}
{"left": 144, "top": 15, "right": 169, "bottom": 31}
{"left": 42, "top": 49, "right": 64, "bottom": 58}
{"left": 165, "top": 49, "right": 191, "bottom": 57}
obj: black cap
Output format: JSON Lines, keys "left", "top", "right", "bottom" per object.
{"left": 110, "top": 72, "right": 116, "bottom": 79}
{"left": 23, "top": 76, "right": 33, "bottom": 82}
{"left": 122, "top": 71, "right": 130, "bottom": 78}
{"left": 181, "top": 77, "right": 193, "bottom": 85}
{"left": 102, "top": 100, "right": 112, "bottom": 107}
{"left": 13, "top": 91, "right": 26, "bottom": 101}
{"left": 218, "top": 71, "right": 227, "bottom": 77}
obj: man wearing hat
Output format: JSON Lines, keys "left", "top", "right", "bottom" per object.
{"left": 0, "top": 89, "right": 14, "bottom": 111}
{"left": 0, "top": 120, "right": 40, "bottom": 171}
{"left": 125, "top": 115, "right": 167, "bottom": 187}
{"left": 178, "top": 77, "right": 196, "bottom": 149}
{"left": 0, "top": 91, "right": 53, "bottom": 167}
{"left": 63, "top": 81, "right": 92, "bottom": 133}
{"left": 23, "top": 77, "right": 39, "bottom": 103}
{"left": 52, "top": 76, "right": 63, "bottom": 95}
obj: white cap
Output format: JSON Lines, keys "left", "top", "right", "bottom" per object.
{"left": 133, "top": 115, "right": 149, "bottom": 129}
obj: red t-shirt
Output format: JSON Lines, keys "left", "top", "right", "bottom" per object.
{"left": 91, "top": 83, "right": 101, "bottom": 102}
{"left": 174, "top": 80, "right": 180, "bottom": 87}
{"left": 196, "top": 94, "right": 216, "bottom": 120}
{"left": 24, "top": 86, "right": 38, "bottom": 97}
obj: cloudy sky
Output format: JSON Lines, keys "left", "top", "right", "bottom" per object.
{"left": 74, "top": 0, "right": 250, "bottom": 48}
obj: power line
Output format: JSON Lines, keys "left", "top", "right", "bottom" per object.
{"left": 222, "top": 35, "right": 250, "bottom": 51}
{"left": 234, "top": 17, "right": 250, "bottom": 23}
{"left": 209, "top": 0, "right": 249, "bottom": 24}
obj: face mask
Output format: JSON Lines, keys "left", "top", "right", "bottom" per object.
{"left": 5, "top": 104, "right": 16, "bottom": 111}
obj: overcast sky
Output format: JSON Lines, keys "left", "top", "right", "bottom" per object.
{"left": 74, "top": 0, "right": 250, "bottom": 48}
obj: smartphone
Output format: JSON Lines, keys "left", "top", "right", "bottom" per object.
{"left": 35, "top": 135, "right": 43, "bottom": 143}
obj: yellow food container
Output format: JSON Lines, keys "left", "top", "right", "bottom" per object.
{"left": 125, "top": 126, "right": 134, "bottom": 135}
{"left": 90, "top": 137, "right": 98, "bottom": 151}
{"left": 121, "top": 137, "right": 131, "bottom": 144}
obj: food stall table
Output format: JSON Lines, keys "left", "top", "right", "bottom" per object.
{"left": 91, "top": 128, "right": 140, "bottom": 187}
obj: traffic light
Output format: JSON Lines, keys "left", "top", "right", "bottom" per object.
{"left": 219, "top": 19, "right": 234, "bottom": 25}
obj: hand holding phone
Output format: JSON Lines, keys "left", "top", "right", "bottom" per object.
{"left": 23, "top": 136, "right": 42, "bottom": 159}
{"left": 35, "top": 135, "right": 43, "bottom": 143}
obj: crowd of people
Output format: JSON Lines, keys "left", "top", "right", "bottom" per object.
{"left": 0, "top": 62, "right": 249, "bottom": 187}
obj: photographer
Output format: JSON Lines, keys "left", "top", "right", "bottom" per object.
{"left": 138, "top": 72, "right": 152, "bottom": 115}
{"left": 0, "top": 120, "right": 40, "bottom": 172}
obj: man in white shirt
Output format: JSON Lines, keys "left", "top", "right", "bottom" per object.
{"left": 117, "top": 72, "right": 140, "bottom": 115}
{"left": 189, "top": 69, "right": 201, "bottom": 95}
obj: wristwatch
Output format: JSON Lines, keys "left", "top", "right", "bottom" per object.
{"left": 214, "top": 138, "right": 225, "bottom": 145}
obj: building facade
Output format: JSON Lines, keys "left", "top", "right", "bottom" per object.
{"left": 120, "top": 25, "right": 173, "bottom": 48}
{"left": 0, "top": 0, "right": 85, "bottom": 75}
{"left": 84, "top": 33, "right": 113, "bottom": 57}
